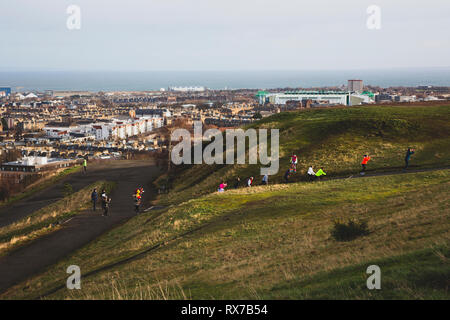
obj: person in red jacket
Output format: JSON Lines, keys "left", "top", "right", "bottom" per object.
{"left": 361, "top": 154, "right": 371, "bottom": 175}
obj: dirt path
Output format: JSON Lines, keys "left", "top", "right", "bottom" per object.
{"left": 0, "top": 161, "right": 155, "bottom": 228}
{"left": 0, "top": 160, "right": 160, "bottom": 294}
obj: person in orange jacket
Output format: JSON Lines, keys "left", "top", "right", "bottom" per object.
{"left": 361, "top": 154, "right": 371, "bottom": 175}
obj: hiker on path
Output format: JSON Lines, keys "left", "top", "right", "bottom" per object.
{"left": 218, "top": 182, "right": 227, "bottom": 192}
{"left": 290, "top": 153, "right": 298, "bottom": 173}
{"left": 290, "top": 153, "right": 298, "bottom": 165}
{"left": 284, "top": 169, "right": 291, "bottom": 183}
{"left": 234, "top": 176, "right": 241, "bottom": 189}
{"left": 247, "top": 177, "right": 254, "bottom": 187}
{"left": 261, "top": 174, "right": 268, "bottom": 185}
{"left": 404, "top": 148, "right": 415, "bottom": 170}
{"left": 289, "top": 163, "right": 297, "bottom": 174}
{"left": 91, "top": 188, "right": 98, "bottom": 211}
{"left": 101, "top": 190, "right": 111, "bottom": 216}
{"left": 134, "top": 188, "right": 142, "bottom": 200}
{"left": 83, "top": 158, "right": 87, "bottom": 174}
{"left": 361, "top": 154, "right": 371, "bottom": 175}
{"left": 133, "top": 194, "right": 141, "bottom": 213}
{"left": 307, "top": 166, "right": 316, "bottom": 182}
{"left": 315, "top": 167, "right": 327, "bottom": 180}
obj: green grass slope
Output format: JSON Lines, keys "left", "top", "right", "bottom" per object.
{"left": 3, "top": 170, "right": 449, "bottom": 299}
{"left": 158, "top": 104, "right": 450, "bottom": 206}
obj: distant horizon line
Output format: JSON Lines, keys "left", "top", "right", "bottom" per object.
{"left": 1, "top": 66, "right": 450, "bottom": 73}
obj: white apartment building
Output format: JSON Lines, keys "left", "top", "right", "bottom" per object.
{"left": 44, "top": 116, "right": 164, "bottom": 141}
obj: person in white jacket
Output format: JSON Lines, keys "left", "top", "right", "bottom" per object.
{"left": 307, "top": 166, "right": 316, "bottom": 182}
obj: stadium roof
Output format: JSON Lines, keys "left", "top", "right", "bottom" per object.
{"left": 283, "top": 91, "right": 349, "bottom": 95}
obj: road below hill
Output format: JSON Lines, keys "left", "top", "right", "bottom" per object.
{"left": 0, "top": 160, "right": 160, "bottom": 294}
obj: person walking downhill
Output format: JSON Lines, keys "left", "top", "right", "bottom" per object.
{"left": 307, "top": 166, "right": 316, "bottom": 182}
{"left": 101, "top": 189, "right": 111, "bottom": 216}
{"left": 315, "top": 167, "right": 327, "bottom": 180}
{"left": 91, "top": 188, "right": 98, "bottom": 211}
{"left": 83, "top": 158, "right": 87, "bottom": 174}
{"left": 404, "top": 148, "right": 415, "bottom": 171}
{"left": 133, "top": 194, "right": 141, "bottom": 214}
{"left": 135, "top": 188, "right": 141, "bottom": 200}
{"left": 361, "top": 154, "right": 371, "bottom": 175}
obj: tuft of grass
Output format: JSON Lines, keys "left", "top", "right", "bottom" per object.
{"left": 331, "top": 219, "right": 369, "bottom": 241}
{"left": 62, "top": 183, "right": 74, "bottom": 197}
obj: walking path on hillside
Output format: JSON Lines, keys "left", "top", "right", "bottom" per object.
{"left": 0, "top": 160, "right": 160, "bottom": 294}
{"left": 2, "top": 165, "right": 448, "bottom": 298}
{"left": 325, "top": 165, "right": 450, "bottom": 181}
{"left": 0, "top": 161, "right": 153, "bottom": 228}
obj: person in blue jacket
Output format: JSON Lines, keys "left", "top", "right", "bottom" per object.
{"left": 91, "top": 188, "right": 98, "bottom": 211}
{"left": 404, "top": 148, "right": 415, "bottom": 170}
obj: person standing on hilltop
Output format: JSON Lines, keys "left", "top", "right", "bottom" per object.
{"left": 404, "top": 148, "right": 415, "bottom": 171}
{"left": 290, "top": 153, "right": 298, "bottom": 173}
{"left": 218, "top": 181, "right": 227, "bottom": 192}
{"left": 289, "top": 163, "right": 297, "bottom": 174}
{"left": 307, "top": 166, "right": 316, "bottom": 181}
{"left": 91, "top": 188, "right": 98, "bottom": 211}
{"left": 261, "top": 174, "right": 268, "bottom": 185}
{"left": 361, "top": 154, "right": 371, "bottom": 175}
{"left": 284, "top": 169, "right": 291, "bottom": 183}
{"left": 234, "top": 176, "right": 241, "bottom": 189}
{"left": 315, "top": 167, "right": 327, "bottom": 180}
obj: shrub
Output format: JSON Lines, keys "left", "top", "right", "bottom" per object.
{"left": 331, "top": 218, "right": 369, "bottom": 241}
{"left": 63, "top": 183, "right": 74, "bottom": 197}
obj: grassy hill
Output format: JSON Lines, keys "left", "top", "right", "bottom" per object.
{"left": 157, "top": 104, "right": 450, "bottom": 206}
{"left": 1, "top": 103, "right": 449, "bottom": 300}
{"left": 3, "top": 170, "right": 449, "bottom": 299}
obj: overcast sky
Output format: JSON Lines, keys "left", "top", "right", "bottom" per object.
{"left": 1, "top": 0, "right": 449, "bottom": 71}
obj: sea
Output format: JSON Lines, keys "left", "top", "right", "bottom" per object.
{"left": 0, "top": 68, "right": 449, "bottom": 92}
